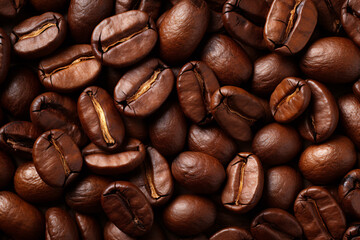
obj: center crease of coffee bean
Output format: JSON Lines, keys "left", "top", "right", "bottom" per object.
{"left": 5, "top": 135, "right": 33, "bottom": 149}
{"left": 18, "top": 22, "right": 57, "bottom": 41}
{"left": 224, "top": 99, "right": 257, "bottom": 124}
{"left": 142, "top": 159, "right": 161, "bottom": 199}
{"left": 127, "top": 69, "right": 161, "bottom": 103}
{"left": 44, "top": 56, "right": 95, "bottom": 78}
{"left": 234, "top": 156, "right": 248, "bottom": 206}
{"left": 49, "top": 136, "right": 71, "bottom": 177}
{"left": 282, "top": 0, "right": 302, "bottom": 43}
{"left": 308, "top": 198, "right": 334, "bottom": 238}
{"left": 274, "top": 83, "right": 303, "bottom": 114}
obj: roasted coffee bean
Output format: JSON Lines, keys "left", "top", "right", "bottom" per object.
{"left": 82, "top": 138, "right": 145, "bottom": 175}
{"left": 172, "top": 151, "right": 225, "bottom": 194}
{"left": 0, "top": 0, "right": 25, "bottom": 18}
{"left": 0, "top": 151, "right": 13, "bottom": 190}
{"left": 130, "top": 146, "right": 173, "bottom": 206}
{"left": 163, "top": 194, "right": 216, "bottom": 236}
{"left": 222, "top": 0, "right": 269, "bottom": 49}
{"left": 263, "top": 166, "right": 302, "bottom": 210}
{"left": 104, "top": 221, "right": 135, "bottom": 240}
{"left": 201, "top": 34, "right": 252, "bottom": 86}
{"left": 301, "top": 37, "right": 360, "bottom": 84}
{"left": 29, "top": 0, "right": 68, "bottom": 12}
{"left": 294, "top": 186, "right": 346, "bottom": 240}
{"left": 211, "top": 86, "right": 265, "bottom": 142}
{"left": 114, "top": 58, "right": 174, "bottom": 118}
{"left": 68, "top": 0, "right": 113, "bottom": 43}
{"left": 74, "top": 212, "right": 102, "bottom": 240}
{"left": 0, "top": 191, "right": 44, "bottom": 240}
{"left": 0, "top": 28, "right": 10, "bottom": 85}
{"left": 338, "top": 169, "right": 360, "bottom": 219}
{"left": 188, "top": 124, "right": 237, "bottom": 165}
{"left": 10, "top": 12, "right": 66, "bottom": 59}
{"left": 177, "top": 61, "right": 219, "bottom": 124}
{"left": 101, "top": 181, "right": 154, "bottom": 237}
{"left": 121, "top": 115, "right": 148, "bottom": 141}
{"left": 14, "top": 162, "right": 63, "bottom": 204}
{"left": 354, "top": 80, "right": 360, "bottom": 99}
{"left": 45, "top": 207, "right": 80, "bottom": 240}
{"left": 30, "top": 92, "right": 88, "bottom": 147}
{"left": 149, "top": 101, "right": 187, "bottom": 156}
{"left": 264, "top": 0, "right": 318, "bottom": 55}
{"left": 78, "top": 86, "right": 125, "bottom": 151}
{"left": 210, "top": 227, "right": 253, "bottom": 240}
{"left": 116, "top": 0, "right": 162, "bottom": 20}
{"left": 0, "top": 121, "right": 42, "bottom": 158}
{"left": 270, "top": 77, "right": 311, "bottom": 123}
{"left": 91, "top": 10, "right": 157, "bottom": 68}
{"left": 158, "top": 0, "right": 209, "bottom": 64}
{"left": 66, "top": 175, "right": 111, "bottom": 214}
{"left": 312, "top": 0, "right": 342, "bottom": 33}
{"left": 33, "top": 129, "right": 83, "bottom": 187}
{"left": 338, "top": 94, "right": 360, "bottom": 149}
{"left": 341, "top": 0, "right": 360, "bottom": 47}
{"left": 343, "top": 224, "right": 360, "bottom": 240}
{"left": 298, "top": 79, "right": 339, "bottom": 143}
{"left": 222, "top": 153, "right": 264, "bottom": 213}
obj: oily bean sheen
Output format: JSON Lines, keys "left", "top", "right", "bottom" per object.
{"left": 74, "top": 212, "right": 102, "bottom": 240}
{"left": 114, "top": 58, "right": 174, "bottom": 118}
{"left": 210, "top": 227, "right": 253, "bottom": 240}
{"left": 300, "top": 135, "right": 356, "bottom": 184}
{"left": 101, "top": 181, "right": 154, "bottom": 237}
{"left": 298, "top": 79, "right": 339, "bottom": 143}
{"left": 163, "top": 194, "right": 216, "bottom": 236}
{"left": 10, "top": 12, "right": 66, "bottom": 59}
{"left": 158, "top": 0, "right": 209, "bottom": 64}
{"left": 115, "top": 0, "right": 162, "bottom": 20}
{"left": 33, "top": 129, "right": 83, "bottom": 187}
{"left": 0, "top": 151, "right": 14, "bottom": 189}
{"left": 301, "top": 37, "right": 360, "bottom": 84}
{"left": 130, "top": 146, "right": 174, "bottom": 206}
{"left": 0, "top": 121, "right": 42, "bottom": 158}
{"left": 45, "top": 207, "right": 79, "bottom": 240}
{"left": 312, "top": 0, "right": 342, "bottom": 33}
{"left": 251, "top": 208, "right": 303, "bottom": 240}
{"left": 78, "top": 86, "right": 125, "bottom": 151}
{"left": 264, "top": 0, "right": 318, "bottom": 55}
{"left": 338, "top": 169, "right": 360, "bottom": 219}
{"left": 270, "top": 77, "right": 311, "bottom": 123}
{"left": 294, "top": 186, "right": 347, "bottom": 240}
{"left": 341, "top": 0, "right": 360, "bottom": 47}
{"left": 38, "top": 44, "right": 102, "bottom": 92}
{"left": 104, "top": 221, "right": 135, "bottom": 240}
{"left": 343, "top": 224, "right": 360, "bottom": 240}
{"left": 177, "top": 61, "right": 220, "bottom": 124}
{"left": 82, "top": 139, "right": 145, "bottom": 175}
{"left": 0, "top": 0, "right": 25, "bottom": 18}
{"left": 211, "top": 86, "right": 265, "bottom": 142}
{"left": 68, "top": 0, "right": 113, "bottom": 43}
{"left": 338, "top": 94, "right": 360, "bottom": 149}
{"left": 221, "top": 153, "right": 264, "bottom": 213}
{"left": 0, "top": 28, "right": 10, "bottom": 85}
{"left": 201, "top": 34, "right": 252, "bottom": 86}
{"left": 172, "top": 151, "right": 225, "bottom": 194}
{"left": 91, "top": 10, "right": 157, "bottom": 68}
{"left": 222, "top": 0, "right": 269, "bottom": 49}
{"left": 30, "top": 92, "right": 87, "bottom": 147}
{"left": 0, "top": 191, "right": 44, "bottom": 240}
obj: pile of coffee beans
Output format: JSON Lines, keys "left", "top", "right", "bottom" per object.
{"left": 0, "top": 0, "right": 360, "bottom": 239}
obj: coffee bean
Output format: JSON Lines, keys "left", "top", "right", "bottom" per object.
{"left": 312, "top": 0, "right": 342, "bottom": 33}
{"left": 341, "top": 0, "right": 360, "bottom": 47}
{"left": 0, "top": 0, "right": 25, "bottom": 18}
{"left": 115, "top": 0, "right": 162, "bottom": 20}
{"left": 343, "top": 224, "right": 360, "bottom": 240}
{"left": 104, "top": 221, "right": 135, "bottom": 240}
{"left": 338, "top": 169, "right": 360, "bottom": 219}
{"left": 121, "top": 115, "right": 148, "bottom": 141}
{"left": 74, "top": 212, "right": 102, "bottom": 240}
{"left": 210, "top": 227, "right": 253, "bottom": 240}
{"left": 45, "top": 207, "right": 80, "bottom": 240}
{"left": 354, "top": 80, "right": 360, "bottom": 99}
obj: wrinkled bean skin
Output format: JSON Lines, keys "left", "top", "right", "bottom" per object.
{"left": 341, "top": 0, "right": 360, "bottom": 47}
{"left": 0, "top": 151, "right": 14, "bottom": 190}
{"left": 74, "top": 212, "right": 102, "bottom": 240}
{"left": 104, "top": 221, "right": 135, "bottom": 240}
{"left": 116, "top": 0, "right": 162, "bottom": 20}
{"left": 312, "top": 0, "right": 342, "bottom": 33}
{"left": 0, "top": 191, "right": 44, "bottom": 240}
{"left": 45, "top": 207, "right": 80, "bottom": 240}
{"left": 0, "top": 28, "right": 10, "bottom": 85}
{"left": 0, "top": 0, "right": 25, "bottom": 18}
{"left": 343, "top": 224, "right": 360, "bottom": 240}
{"left": 210, "top": 227, "right": 253, "bottom": 240}
{"left": 338, "top": 169, "right": 360, "bottom": 219}
{"left": 294, "top": 186, "right": 347, "bottom": 240}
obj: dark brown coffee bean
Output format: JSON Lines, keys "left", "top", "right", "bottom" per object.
{"left": 221, "top": 153, "right": 264, "bottom": 213}
{"left": 30, "top": 0, "right": 68, "bottom": 12}
{"left": 0, "top": 191, "right": 44, "bottom": 240}
{"left": 91, "top": 10, "right": 157, "bottom": 68}
{"left": 338, "top": 169, "right": 360, "bottom": 219}
{"left": 114, "top": 58, "right": 174, "bottom": 118}
{"left": 82, "top": 138, "right": 145, "bottom": 175}
{"left": 298, "top": 79, "right": 339, "bottom": 143}
{"left": 78, "top": 86, "right": 125, "bottom": 152}
{"left": 0, "top": 151, "right": 14, "bottom": 190}
{"left": 0, "top": 121, "right": 42, "bottom": 158}
{"left": 30, "top": 92, "right": 88, "bottom": 147}
{"left": 33, "top": 129, "right": 83, "bottom": 187}
{"left": 10, "top": 12, "right": 67, "bottom": 59}
{"left": 223, "top": 0, "right": 269, "bottom": 49}
{"left": 130, "top": 146, "right": 173, "bottom": 206}
{"left": 201, "top": 34, "right": 252, "bottom": 86}
{"left": 343, "top": 224, "right": 360, "bottom": 240}
{"left": 210, "top": 227, "right": 253, "bottom": 240}
{"left": 66, "top": 175, "right": 111, "bottom": 214}
{"left": 294, "top": 186, "right": 346, "bottom": 240}
{"left": 0, "top": 28, "right": 10, "bottom": 85}
{"left": 149, "top": 101, "right": 187, "bottom": 156}
{"left": 301, "top": 37, "right": 360, "bottom": 84}
{"left": 312, "top": 0, "right": 342, "bottom": 33}
{"left": 115, "top": 0, "right": 162, "bottom": 20}
{"left": 177, "top": 61, "right": 220, "bottom": 124}
{"left": 45, "top": 207, "right": 79, "bottom": 240}
{"left": 341, "top": 0, "right": 360, "bottom": 47}
{"left": 264, "top": 0, "right": 318, "bottom": 55}
{"left": 158, "top": 0, "right": 209, "bottom": 64}
{"left": 74, "top": 212, "right": 102, "bottom": 240}
{"left": 104, "top": 221, "right": 135, "bottom": 240}
{"left": 163, "top": 194, "right": 216, "bottom": 236}
{"left": 211, "top": 86, "right": 265, "bottom": 142}
{"left": 14, "top": 162, "right": 63, "bottom": 204}
{"left": 270, "top": 77, "right": 311, "bottom": 123}
{"left": 101, "top": 181, "right": 154, "bottom": 237}
{"left": 0, "top": 0, "right": 25, "bottom": 18}
{"left": 38, "top": 44, "right": 102, "bottom": 93}
{"left": 121, "top": 115, "right": 148, "bottom": 141}
{"left": 172, "top": 151, "right": 225, "bottom": 194}
{"left": 68, "top": 0, "right": 113, "bottom": 43}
